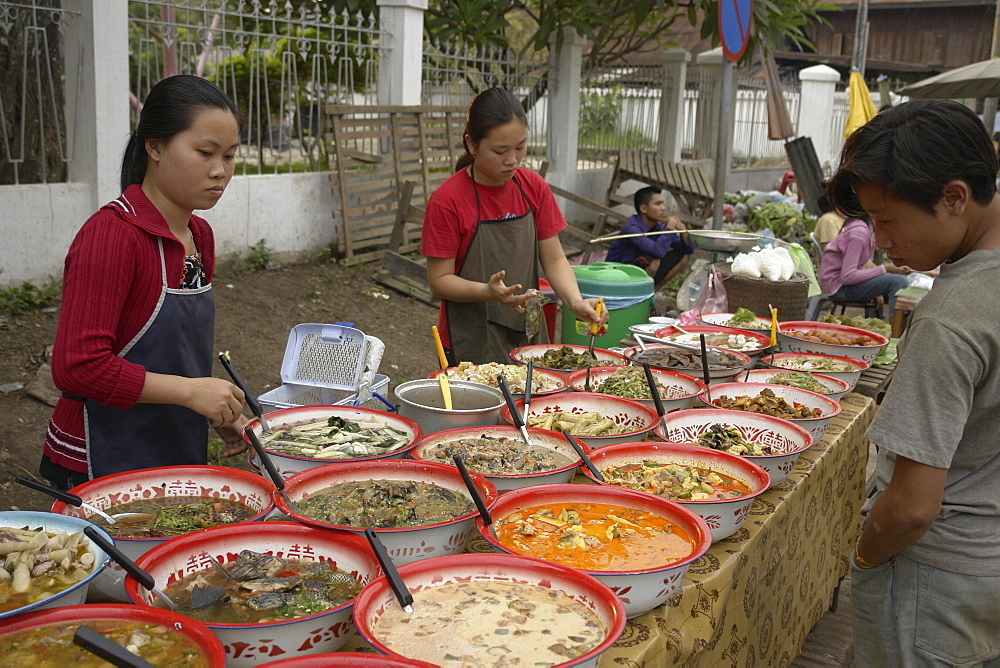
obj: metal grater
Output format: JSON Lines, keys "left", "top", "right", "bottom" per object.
{"left": 280, "top": 324, "right": 367, "bottom": 391}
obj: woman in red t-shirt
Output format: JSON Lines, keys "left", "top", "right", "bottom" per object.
{"left": 421, "top": 87, "right": 604, "bottom": 363}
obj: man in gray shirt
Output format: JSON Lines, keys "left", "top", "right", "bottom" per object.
{"left": 827, "top": 100, "right": 1000, "bottom": 666}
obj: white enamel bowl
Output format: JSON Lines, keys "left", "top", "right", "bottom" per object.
{"left": 50, "top": 465, "right": 275, "bottom": 602}
{"left": 699, "top": 382, "right": 842, "bottom": 443}
{"left": 410, "top": 425, "right": 588, "bottom": 492}
{"left": 757, "top": 352, "right": 869, "bottom": 392}
{"left": 738, "top": 368, "right": 851, "bottom": 403}
{"left": 582, "top": 442, "right": 771, "bottom": 542}
{"left": 125, "top": 522, "right": 380, "bottom": 667}
{"left": 475, "top": 483, "right": 711, "bottom": 618}
{"left": 509, "top": 343, "right": 627, "bottom": 375}
{"left": 260, "top": 654, "right": 435, "bottom": 667}
{"left": 698, "top": 312, "right": 773, "bottom": 332}
{"left": 499, "top": 391, "right": 660, "bottom": 449}
{"left": 622, "top": 344, "right": 753, "bottom": 385}
{"left": 778, "top": 320, "right": 889, "bottom": 364}
{"left": 0, "top": 511, "right": 112, "bottom": 620}
{"left": 655, "top": 408, "right": 813, "bottom": 488}
{"left": 565, "top": 366, "right": 706, "bottom": 413}
{"left": 353, "top": 553, "right": 627, "bottom": 668}
{"left": 652, "top": 324, "right": 773, "bottom": 360}
{"left": 243, "top": 405, "right": 423, "bottom": 479}
{"left": 273, "top": 459, "right": 497, "bottom": 566}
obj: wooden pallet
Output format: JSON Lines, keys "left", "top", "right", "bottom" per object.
{"left": 606, "top": 148, "right": 714, "bottom": 226}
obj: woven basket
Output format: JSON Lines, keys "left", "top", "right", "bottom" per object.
{"left": 717, "top": 262, "right": 810, "bottom": 320}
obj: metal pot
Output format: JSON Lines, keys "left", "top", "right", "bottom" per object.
{"left": 393, "top": 379, "right": 504, "bottom": 435}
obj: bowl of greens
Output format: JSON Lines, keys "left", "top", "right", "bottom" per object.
{"left": 699, "top": 308, "right": 773, "bottom": 332}
{"left": 509, "top": 344, "right": 626, "bottom": 375}
{"left": 565, "top": 366, "right": 705, "bottom": 413}
{"left": 757, "top": 352, "right": 869, "bottom": 392}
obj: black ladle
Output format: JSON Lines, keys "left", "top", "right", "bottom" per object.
{"left": 15, "top": 476, "right": 118, "bottom": 525}
{"left": 497, "top": 375, "right": 533, "bottom": 447}
{"left": 364, "top": 527, "right": 413, "bottom": 613}
{"left": 699, "top": 334, "right": 713, "bottom": 403}
{"left": 82, "top": 526, "right": 177, "bottom": 610}
{"left": 523, "top": 360, "right": 534, "bottom": 418}
{"left": 642, "top": 362, "right": 668, "bottom": 437}
{"left": 584, "top": 365, "right": 592, "bottom": 393}
{"left": 563, "top": 430, "right": 603, "bottom": 482}
{"left": 219, "top": 353, "right": 271, "bottom": 433}
{"left": 73, "top": 626, "right": 154, "bottom": 668}
{"left": 452, "top": 454, "right": 497, "bottom": 540}
{"left": 243, "top": 425, "right": 293, "bottom": 508}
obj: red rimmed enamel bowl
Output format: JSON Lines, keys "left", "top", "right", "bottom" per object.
{"left": 124, "top": 522, "right": 380, "bottom": 667}
{"left": 582, "top": 442, "right": 771, "bottom": 542}
{"left": 509, "top": 344, "right": 626, "bottom": 375}
{"left": 273, "top": 459, "right": 497, "bottom": 566}
{"left": 260, "top": 654, "right": 436, "bottom": 667}
{"left": 622, "top": 344, "right": 753, "bottom": 384}
{"left": 757, "top": 351, "right": 869, "bottom": 392}
{"left": 738, "top": 368, "right": 851, "bottom": 403}
{"left": 565, "top": 366, "right": 705, "bottom": 413}
{"left": 428, "top": 362, "right": 569, "bottom": 401}
{"left": 474, "top": 483, "right": 711, "bottom": 618}
{"left": 652, "top": 324, "right": 773, "bottom": 359}
{"left": 242, "top": 405, "right": 423, "bottom": 479}
{"left": 778, "top": 320, "right": 889, "bottom": 364}
{"left": 50, "top": 465, "right": 275, "bottom": 602}
{"left": 698, "top": 311, "right": 773, "bottom": 332}
{"left": 410, "top": 425, "right": 588, "bottom": 492}
{"left": 654, "top": 408, "right": 813, "bottom": 488}
{"left": 499, "top": 391, "right": 660, "bottom": 449}
{"left": 353, "top": 553, "right": 627, "bottom": 668}
{"left": 699, "top": 381, "right": 842, "bottom": 443}
{"left": 0, "top": 603, "right": 226, "bottom": 666}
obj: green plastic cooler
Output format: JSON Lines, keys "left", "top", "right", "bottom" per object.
{"left": 560, "top": 262, "right": 654, "bottom": 348}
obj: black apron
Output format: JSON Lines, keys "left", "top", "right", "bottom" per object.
{"left": 85, "top": 238, "right": 214, "bottom": 478}
{"left": 446, "top": 171, "right": 548, "bottom": 364}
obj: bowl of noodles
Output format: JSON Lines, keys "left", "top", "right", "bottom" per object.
{"left": 474, "top": 483, "right": 711, "bottom": 617}
{"left": 565, "top": 366, "right": 705, "bottom": 413}
{"left": 499, "top": 391, "right": 660, "bottom": 449}
{"left": 581, "top": 442, "right": 771, "bottom": 542}
{"left": 125, "top": 521, "right": 381, "bottom": 667}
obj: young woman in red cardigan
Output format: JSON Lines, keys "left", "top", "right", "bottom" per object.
{"left": 41, "top": 75, "right": 247, "bottom": 489}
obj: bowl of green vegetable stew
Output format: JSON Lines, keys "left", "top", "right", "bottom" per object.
{"left": 125, "top": 521, "right": 381, "bottom": 667}
{"left": 242, "top": 405, "right": 423, "bottom": 479}
{"left": 274, "top": 459, "right": 498, "bottom": 566}
{"left": 565, "top": 366, "right": 705, "bottom": 413}
{"left": 50, "top": 465, "right": 276, "bottom": 603}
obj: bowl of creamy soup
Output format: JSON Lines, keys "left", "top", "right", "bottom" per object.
{"left": 0, "top": 603, "right": 225, "bottom": 667}
{"left": 411, "top": 425, "right": 589, "bottom": 492}
{"left": 124, "top": 521, "right": 380, "bottom": 667}
{"left": 50, "top": 465, "right": 275, "bottom": 602}
{"left": 274, "top": 459, "right": 498, "bottom": 566}
{"left": 583, "top": 442, "right": 771, "bottom": 542}
{"left": 476, "top": 483, "right": 711, "bottom": 617}
{"left": 0, "top": 511, "right": 111, "bottom": 620}
{"left": 353, "top": 552, "right": 627, "bottom": 668}
{"left": 656, "top": 408, "right": 814, "bottom": 488}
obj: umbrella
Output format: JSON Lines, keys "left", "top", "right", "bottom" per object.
{"left": 898, "top": 58, "right": 1000, "bottom": 99}
{"left": 764, "top": 49, "right": 795, "bottom": 140}
{"left": 844, "top": 69, "right": 877, "bottom": 139}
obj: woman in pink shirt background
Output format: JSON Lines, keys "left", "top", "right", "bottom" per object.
{"left": 818, "top": 215, "right": 911, "bottom": 316}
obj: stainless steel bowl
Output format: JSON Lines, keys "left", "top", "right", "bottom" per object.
{"left": 393, "top": 379, "right": 505, "bottom": 435}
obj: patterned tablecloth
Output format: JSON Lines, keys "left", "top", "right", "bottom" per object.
{"left": 342, "top": 393, "right": 876, "bottom": 667}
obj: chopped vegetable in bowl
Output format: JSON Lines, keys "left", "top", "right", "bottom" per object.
{"left": 538, "top": 346, "right": 602, "bottom": 370}
{"left": 693, "top": 424, "right": 772, "bottom": 456}
{"left": 444, "top": 362, "right": 563, "bottom": 392}
{"left": 526, "top": 411, "right": 627, "bottom": 436}
{"left": 258, "top": 416, "right": 410, "bottom": 459}
{"left": 595, "top": 367, "right": 686, "bottom": 400}
{"left": 722, "top": 308, "right": 771, "bottom": 330}
{"left": 764, "top": 371, "right": 829, "bottom": 393}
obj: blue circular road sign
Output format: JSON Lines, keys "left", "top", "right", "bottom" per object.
{"left": 719, "top": 0, "right": 753, "bottom": 62}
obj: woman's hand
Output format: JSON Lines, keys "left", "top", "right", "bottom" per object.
{"left": 568, "top": 297, "right": 609, "bottom": 326}
{"left": 184, "top": 377, "right": 246, "bottom": 428}
{"left": 486, "top": 270, "right": 534, "bottom": 312}
{"left": 215, "top": 415, "right": 249, "bottom": 457}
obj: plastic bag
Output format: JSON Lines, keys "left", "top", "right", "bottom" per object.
{"left": 787, "top": 243, "right": 821, "bottom": 297}
{"left": 689, "top": 266, "right": 728, "bottom": 317}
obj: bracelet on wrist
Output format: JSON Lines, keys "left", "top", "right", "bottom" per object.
{"left": 854, "top": 534, "right": 878, "bottom": 569}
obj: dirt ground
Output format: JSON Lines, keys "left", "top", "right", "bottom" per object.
{"left": 0, "top": 259, "right": 440, "bottom": 513}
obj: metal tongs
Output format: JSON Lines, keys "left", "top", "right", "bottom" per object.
{"left": 219, "top": 352, "right": 270, "bottom": 433}
{"left": 633, "top": 332, "right": 728, "bottom": 363}
{"left": 497, "top": 375, "right": 533, "bottom": 448}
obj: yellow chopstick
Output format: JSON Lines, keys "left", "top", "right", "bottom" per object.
{"left": 770, "top": 306, "right": 778, "bottom": 347}
{"left": 431, "top": 326, "right": 453, "bottom": 409}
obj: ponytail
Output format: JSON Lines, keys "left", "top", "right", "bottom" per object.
{"left": 454, "top": 87, "right": 526, "bottom": 174}
{"left": 120, "top": 131, "right": 149, "bottom": 192}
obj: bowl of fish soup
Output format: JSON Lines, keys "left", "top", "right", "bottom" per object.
{"left": 353, "top": 553, "right": 627, "bottom": 668}
{"left": 125, "top": 521, "right": 380, "bottom": 667}
{"left": 476, "top": 483, "right": 711, "bottom": 618}
{"left": 565, "top": 366, "right": 705, "bottom": 413}
{"left": 50, "top": 465, "right": 275, "bottom": 602}
{"left": 757, "top": 352, "right": 869, "bottom": 392}
{"left": 243, "top": 405, "right": 423, "bottom": 479}
{"left": 411, "top": 426, "right": 589, "bottom": 492}
{"left": 274, "top": 459, "right": 498, "bottom": 566}
{"left": 499, "top": 392, "right": 660, "bottom": 449}
{"left": 656, "top": 408, "right": 814, "bottom": 488}
{"left": 0, "top": 603, "right": 226, "bottom": 667}
{"left": 0, "top": 511, "right": 111, "bottom": 620}
{"left": 582, "top": 442, "right": 771, "bottom": 542}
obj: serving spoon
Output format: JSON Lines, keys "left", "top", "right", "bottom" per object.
{"left": 73, "top": 626, "right": 154, "bottom": 668}
{"left": 14, "top": 476, "right": 153, "bottom": 526}
{"left": 364, "top": 527, "right": 413, "bottom": 613}
{"left": 83, "top": 526, "right": 177, "bottom": 610}
{"left": 633, "top": 333, "right": 728, "bottom": 364}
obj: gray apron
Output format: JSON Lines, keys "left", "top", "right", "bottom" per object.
{"left": 84, "top": 238, "right": 214, "bottom": 478}
{"left": 446, "top": 171, "right": 548, "bottom": 364}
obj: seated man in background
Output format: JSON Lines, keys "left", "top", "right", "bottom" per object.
{"left": 606, "top": 186, "right": 695, "bottom": 288}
